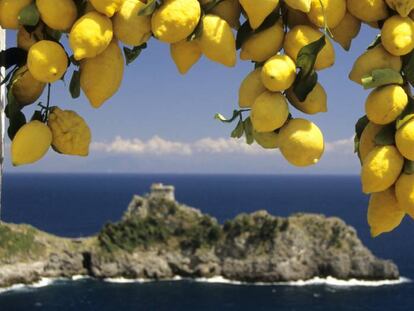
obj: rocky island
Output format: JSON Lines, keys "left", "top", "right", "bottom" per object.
{"left": 0, "top": 184, "right": 399, "bottom": 289}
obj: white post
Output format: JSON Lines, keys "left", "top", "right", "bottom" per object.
{"left": 0, "top": 27, "right": 5, "bottom": 220}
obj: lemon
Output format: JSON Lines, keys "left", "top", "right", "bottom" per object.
{"left": 368, "top": 188, "right": 405, "bottom": 238}
{"left": 307, "top": 0, "right": 347, "bottom": 29}
{"left": 381, "top": 15, "right": 414, "bottom": 56}
{"left": 11, "top": 121, "right": 52, "bottom": 166}
{"left": 240, "top": 21, "right": 284, "bottom": 62}
{"left": 284, "top": 0, "right": 311, "bottom": 12}
{"left": 199, "top": 14, "right": 236, "bottom": 67}
{"left": 27, "top": 40, "right": 68, "bottom": 83}
{"left": 278, "top": 118, "right": 324, "bottom": 167}
{"left": 250, "top": 91, "right": 290, "bottom": 133}
{"left": 36, "top": 0, "right": 77, "bottom": 31}
{"left": 286, "top": 8, "right": 312, "bottom": 29}
{"left": 286, "top": 83, "right": 328, "bottom": 115}
{"left": 151, "top": 0, "right": 201, "bottom": 44}
{"left": 359, "top": 122, "right": 383, "bottom": 162}
{"left": 395, "top": 174, "right": 414, "bottom": 218}
{"left": 253, "top": 131, "right": 279, "bottom": 149}
{"left": 239, "top": 0, "right": 279, "bottom": 29}
{"left": 0, "top": 0, "right": 31, "bottom": 29}
{"left": 238, "top": 68, "right": 267, "bottom": 108}
{"left": 349, "top": 45, "right": 402, "bottom": 85}
{"left": 170, "top": 40, "right": 202, "bottom": 74}
{"left": 89, "top": 0, "right": 123, "bottom": 17}
{"left": 48, "top": 107, "right": 92, "bottom": 156}
{"left": 385, "top": 0, "right": 414, "bottom": 17}
{"left": 11, "top": 65, "right": 46, "bottom": 106}
{"left": 347, "top": 0, "right": 388, "bottom": 23}
{"left": 365, "top": 85, "right": 408, "bottom": 125}
{"left": 261, "top": 55, "right": 297, "bottom": 92}
{"left": 80, "top": 40, "right": 124, "bottom": 108}
{"left": 200, "top": 0, "right": 241, "bottom": 29}
{"left": 113, "top": 0, "right": 152, "bottom": 47}
{"left": 17, "top": 24, "right": 44, "bottom": 51}
{"left": 69, "top": 11, "right": 113, "bottom": 60}
{"left": 396, "top": 118, "right": 414, "bottom": 161}
{"left": 331, "top": 12, "right": 361, "bottom": 51}
{"left": 284, "top": 25, "right": 335, "bottom": 71}
{"left": 361, "top": 146, "right": 404, "bottom": 194}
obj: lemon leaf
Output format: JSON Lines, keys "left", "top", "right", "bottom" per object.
{"left": 138, "top": 0, "right": 158, "bottom": 16}
{"left": 361, "top": 69, "right": 403, "bottom": 90}
{"left": 396, "top": 97, "right": 414, "bottom": 130}
{"left": 355, "top": 115, "right": 369, "bottom": 139}
{"left": 215, "top": 110, "right": 247, "bottom": 123}
{"left": 5, "top": 91, "right": 26, "bottom": 140}
{"left": 123, "top": 43, "right": 147, "bottom": 65}
{"left": 375, "top": 124, "right": 396, "bottom": 146}
{"left": 0, "top": 48, "right": 27, "bottom": 71}
{"left": 403, "top": 50, "right": 414, "bottom": 87}
{"left": 404, "top": 160, "right": 414, "bottom": 175}
{"left": 243, "top": 117, "right": 254, "bottom": 145}
{"left": 31, "top": 110, "right": 43, "bottom": 122}
{"left": 367, "top": 34, "right": 381, "bottom": 50}
{"left": 231, "top": 120, "right": 244, "bottom": 139}
{"left": 187, "top": 15, "right": 204, "bottom": 41}
{"left": 69, "top": 70, "right": 81, "bottom": 99}
{"left": 18, "top": 3, "right": 40, "bottom": 26}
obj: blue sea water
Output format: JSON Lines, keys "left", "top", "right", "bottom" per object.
{"left": 0, "top": 173, "right": 413, "bottom": 310}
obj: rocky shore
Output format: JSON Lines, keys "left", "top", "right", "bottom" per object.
{"left": 0, "top": 185, "right": 400, "bottom": 289}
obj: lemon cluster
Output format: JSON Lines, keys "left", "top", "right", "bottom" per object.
{"left": 348, "top": 1, "right": 414, "bottom": 238}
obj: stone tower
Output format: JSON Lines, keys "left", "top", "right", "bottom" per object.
{"left": 149, "top": 183, "right": 175, "bottom": 201}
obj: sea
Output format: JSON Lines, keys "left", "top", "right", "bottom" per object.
{"left": 0, "top": 173, "right": 413, "bottom": 310}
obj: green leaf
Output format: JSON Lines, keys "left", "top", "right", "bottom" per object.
{"left": 215, "top": 110, "right": 246, "bottom": 123}
{"left": 375, "top": 123, "right": 396, "bottom": 146}
{"left": 243, "top": 117, "right": 254, "bottom": 145}
{"left": 396, "top": 97, "right": 414, "bottom": 130}
{"left": 293, "top": 71, "right": 318, "bottom": 102}
{"left": 403, "top": 50, "right": 414, "bottom": 86}
{"left": 367, "top": 34, "right": 381, "bottom": 50}
{"left": 18, "top": 3, "right": 40, "bottom": 26}
{"left": 44, "top": 27, "right": 62, "bottom": 42}
{"left": 123, "top": 43, "right": 147, "bottom": 65}
{"left": 231, "top": 120, "right": 244, "bottom": 139}
{"left": 69, "top": 70, "right": 81, "bottom": 99}
{"left": 404, "top": 160, "right": 414, "bottom": 175}
{"left": 73, "top": 0, "right": 88, "bottom": 18}
{"left": 0, "top": 48, "right": 28, "bottom": 71}
{"left": 361, "top": 69, "right": 403, "bottom": 89}
{"left": 355, "top": 115, "right": 369, "bottom": 140}
{"left": 31, "top": 110, "right": 43, "bottom": 122}
{"left": 8, "top": 111, "right": 26, "bottom": 140}
{"left": 187, "top": 16, "right": 204, "bottom": 41}
{"left": 138, "top": 0, "right": 157, "bottom": 16}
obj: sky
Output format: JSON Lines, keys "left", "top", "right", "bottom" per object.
{"left": 3, "top": 23, "right": 380, "bottom": 174}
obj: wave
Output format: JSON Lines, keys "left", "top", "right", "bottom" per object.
{"left": 0, "top": 275, "right": 410, "bottom": 295}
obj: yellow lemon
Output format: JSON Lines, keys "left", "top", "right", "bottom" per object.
{"left": 69, "top": 11, "right": 113, "bottom": 60}
{"left": 359, "top": 122, "right": 383, "bottom": 162}
{"left": 240, "top": 21, "right": 284, "bottom": 62}
{"left": 331, "top": 12, "right": 361, "bottom": 51}
{"left": 80, "top": 40, "right": 124, "bottom": 108}
{"left": 349, "top": 45, "right": 402, "bottom": 85}
{"left": 199, "top": 14, "right": 236, "bottom": 67}
{"left": 89, "top": 0, "right": 123, "bottom": 17}
{"left": 27, "top": 40, "right": 68, "bottom": 83}
{"left": 48, "top": 107, "right": 92, "bottom": 156}
{"left": 251, "top": 91, "right": 290, "bottom": 133}
{"left": 365, "top": 85, "right": 408, "bottom": 125}
{"left": 385, "top": 0, "right": 414, "bottom": 17}
{"left": 396, "top": 118, "right": 414, "bottom": 161}
{"left": 253, "top": 131, "right": 279, "bottom": 149}
{"left": 17, "top": 24, "right": 44, "bottom": 51}
{"left": 36, "top": 0, "right": 77, "bottom": 31}
{"left": 170, "top": 40, "right": 202, "bottom": 74}
{"left": 278, "top": 118, "right": 324, "bottom": 167}
{"left": 284, "top": 25, "right": 335, "bottom": 71}
{"left": 151, "top": 0, "right": 201, "bottom": 43}
{"left": 239, "top": 0, "right": 279, "bottom": 29}
{"left": 284, "top": 0, "right": 311, "bottom": 13}
{"left": 261, "top": 55, "right": 297, "bottom": 92}
{"left": 0, "top": 0, "right": 31, "bottom": 29}
{"left": 11, "top": 65, "right": 46, "bottom": 106}
{"left": 347, "top": 0, "right": 388, "bottom": 23}
{"left": 368, "top": 188, "right": 405, "bottom": 237}
{"left": 361, "top": 146, "right": 404, "bottom": 194}
{"left": 286, "top": 83, "right": 328, "bottom": 115}
{"left": 200, "top": 0, "right": 241, "bottom": 29}
{"left": 395, "top": 174, "right": 414, "bottom": 218}
{"left": 307, "top": 0, "right": 347, "bottom": 29}
{"left": 113, "top": 0, "right": 152, "bottom": 47}
{"left": 238, "top": 68, "right": 267, "bottom": 108}
{"left": 381, "top": 15, "right": 414, "bottom": 56}
{"left": 11, "top": 121, "right": 52, "bottom": 166}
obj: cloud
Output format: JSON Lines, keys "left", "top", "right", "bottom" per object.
{"left": 91, "top": 135, "right": 355, "bottom": 157}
